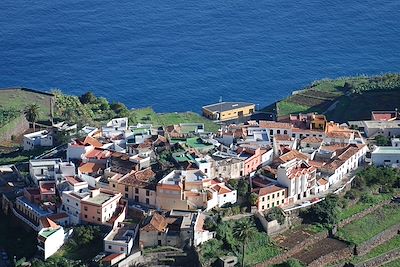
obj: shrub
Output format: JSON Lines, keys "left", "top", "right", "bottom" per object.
{"left": 265, "top": 207, "right": 285, "bottom": 225}
{"left": 79, "top": 91, "right": 97, "bottom": 104}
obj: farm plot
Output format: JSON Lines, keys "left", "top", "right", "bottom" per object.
{"left": 292, "top": 238, "right": 349, "bottom": 265}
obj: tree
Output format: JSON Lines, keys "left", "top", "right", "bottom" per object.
{"left": 237, "top": 179, "right": 250, "bottom": 197}
{"left": 306, "top": 194, "right": 339, "bottom": 227}
{"left": 265, "top": 207, "right": 285, "bottom": 225}
{"left": 249, "top": 192, "right": 258, "bottom": 206}
{"left": 24, "top": 104, "right": 40, "bottom": 131}
{"left": 79, "top": 91, "right": 97, "bottom": 104}
{"left": 233, "top": 219, "right": 257, "bottom": 267}
{"left": 110, "top": 102, "right": 129, "bottom": 116}
{"left": 375, "top": 135, "right": 390, "bottom": 146}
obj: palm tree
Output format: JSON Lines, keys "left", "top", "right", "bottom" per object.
{"left": 24, "top": 104, "right": 40, "bottom": 131}
{"left": 233, "top": 218, "right": 257, "bottom": 267}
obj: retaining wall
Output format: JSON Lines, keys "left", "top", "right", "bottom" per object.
{"left": 255, "top": 231, "right": 328, "bottom": 266}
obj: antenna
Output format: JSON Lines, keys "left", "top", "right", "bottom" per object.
{"left": 219, "top": 96, "right": 222, "bottom": 121}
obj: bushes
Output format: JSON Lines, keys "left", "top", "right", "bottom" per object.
{"left": 265, "top": 207, "right": 285, "bottom": 225}
{"left": 301, "top": 194, "right": 339, "bottom": 227}
{"left": 357, "top": 166, "right": 400, "bottom": 189}
{"left": 199, "top": 218, "right": 280, "bottom": 266}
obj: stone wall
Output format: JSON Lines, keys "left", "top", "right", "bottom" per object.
{"left": 338, "top": 200, "right": 391, "bottom": 228}
{"left": 0, "top": 115, "right": 29, "bottom": 142}
{"left": 255, "top": 212, "right": 289, "bottom": 236}
{"left": 356, "top": 223, "right": 400, "bottom": 256}
{"left": 255, "top": 231, "right": 328, "bottom": 266}
{"left": 354, "top": 248, "right": 400, "bottom": 267}
{"left": 308, "top": 246, "right": 353, "bottom": 267}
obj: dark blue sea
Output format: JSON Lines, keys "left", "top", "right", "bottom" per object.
{"left": 1, "top": 0, "right": 399, "bottom": 112}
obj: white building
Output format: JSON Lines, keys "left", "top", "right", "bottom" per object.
{"left": 317, "top": 144, "right": 368, "bottom": 185}
{"left": 23, "top": 130, "right": 53, "bottom": 151}
{"left": 29, "top": 159, "right": 76, "bottom": 185}
{"left": 102, "top": 117, "right": 129, "bottom": 138}
{"left": 61, "top": 191, "right": 90, "bottom": 225}
{"left": 104, "top": 223, "right": 138, "bottom": 255}
{"left": 37, "top": 218, "right": 65, "bottom": 260}
{"left": 392, "top": 138, "right": 400, "bottom": 147}
{"left": 277, "top": 159, "right": 317, "bottom": 203}
{"left": 371, "top": 146, "right": 400, "bottom": 167}
{"left": 357, "top": 120, "right": 400, "bottom": 138}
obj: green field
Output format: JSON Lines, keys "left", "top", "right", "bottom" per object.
{"left": 382, "top": 258, "right": 400, "bottom": 267}
{"left": 130, "top": 107, "right": 219, "bottom": 132}
{"left": 268, "top": 74, "right": 400, "bottom": 122}
{"left": 338, "top": 193, "right": 393, "bottom": 221}
{"left": 0, "top": 88, "right": 53, "bottom": 120}
{"left": 337, "top": 205, "right": 400, "bottom": 245}
{"left": 351, "top": 235, "right": 400, "bottom": 264}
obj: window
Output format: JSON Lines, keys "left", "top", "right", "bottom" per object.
{"left": 75, "top": 203, "right": 78, "bottom": 206}
{"left": 267, "top": 204, "right": 270, "bottom": 208}
{"left": 262, "top": 197, "right": 265, "bottom": 201}
{"left": 223, "top": 194, "right": 226, "bottom": 197}
{"left": 84, "top": 206, "right": 88, "bottom": 211}
{"left": 204, "top": 169, "right": 207, "bottom": 173}
{"left": 125, "top": 186, "right": 129, "bottom": 192}
{"left": 135, "top": 188, "right": 139, "bottom": 194}
{"left": 97, "top": 218, "right": 100, "bottom": 222}
{"left": 158, "top": 232, "right": 161, "bottom": 236}
{"left": 108, "top": 245, "right": 112, "bottom": 249}
{"left": 277, "top": 130, "right": 281, "bottom": 134}
{"left": 135, "top": 196, "right": 139, "bottom": 202}
{"left": 146, "top": 190, "right": 150, "bottom": 196}
{"left": 67, "top": 199, "right": 70, "bottom": 202}
{"left": 125, "top": 193, "right": 129, "bottom": 198}
{"left": 284, "top": 130, "right": 287, "bottom": 134}
{"left": 262, "top": 205, "right": 264, "bottom": 210}
{"left": 267, "top": 196, "right": 270, "bottom": 200}
{"left": 120, "top": 247, "right": 124, "bottom": 252}
{"left": 272, "top": 202, "right": 275, "bottom": 207}
{"left": 270, "top": 130, "right": 273, "bottom": 135}
{"left": 112, "top": 184, "right": 116, "bottom": 188}
{"left": 84, "top": 215, "right": 87, "bottom": 218}
{"left": 146, "top": 198, "right": 149, "bottom": 204}
{"left": 277, "top": 192, "right": 280, "bottom": 197}
{"left": 272, "top": 194, "right": 275, "bottom": 199}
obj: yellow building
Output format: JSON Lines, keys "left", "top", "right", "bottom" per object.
{"left": 202, "top": 102, "right": 255, "bottom": 121}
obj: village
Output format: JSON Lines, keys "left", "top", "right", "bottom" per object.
{"left": 1, "top": 99, "right": 400, "bottom": 267}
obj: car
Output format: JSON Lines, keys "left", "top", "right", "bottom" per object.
{"left": 302, "top": 201, "right": 311, "bottom": 205}
{"left": 311, "top": 197, "right": 320, "bottom": 202}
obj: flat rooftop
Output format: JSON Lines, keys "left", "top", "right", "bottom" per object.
{"left": 84, "top": 192, "right": 116, "bottom": 205}
{"left": 18, "top": 196, "right": 53, "bottom": 217}
{"left": 105, "top": 223, "right": 137, "bottom": 242}
{"left": 29, "top": 158, "right": 62, "bottom": 167}
{"left": 372, "top": 147, "right": 400, "bottom": 154}
{"left": 202, "top": 102, "right": 254, "bottom": 113}
{"left": 363, "top": 120, "right": 400, "bottom": 129}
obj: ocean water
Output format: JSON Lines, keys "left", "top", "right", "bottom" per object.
{"left": 0, "top": 0, "right": 399, "bottom": 112}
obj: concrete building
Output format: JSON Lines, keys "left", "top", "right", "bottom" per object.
{"left": 202, "top": 102, "right": 255, "bottom": 121}
{"left": 254, "top": 185, "right": 287, "bottom": 212}
{"left": 371, "top": 146, "right": 400, "bottom": 166}
{"left": 277, "top": 159, "right": 317, "bottom": 203}
{"left": 139, "top": 210, "right": 211, "bottom": 248}
{"left": 23, "top": 130, "right": 53, "bottom": 151}
{"left": 81, "top": 189, "right": 122, "bottom": 225}
{"left": 29, "top": 159, "right": 75, "bottom": 185}
{"left": 104, "top": 223, "right": 138, "bottom": 255}
{"left": 37, "top": 218, "right": 65, "bottom": 260}
{"left": 108, "top": 167, "right": 157, "bottom": 206}
{"left": 317, "top": 144, "right": 367, "bottom": 185}
{"left": 156, "top": 170, "right": 236, "bottom": 211}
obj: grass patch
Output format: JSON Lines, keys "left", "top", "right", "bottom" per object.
{"left": 0, "top": 89, "right": 52, "bottom": 120}
{"left": 337, "top": 205, "right": 400, "bottom": 245}
{"left": 130, "top": 108, "right": 219, "bottom": 132}
{"left": 382, "top": 258, "right": 400, "bottom": 267}
{"left": 277, "top": 101, "right": 310, "bottom": 116}
{"left": 351, "top": 235, "right": 400, "bottom": 264}
{"left": 0, "top": 147, "right": 50, "bottom": 165}
{"left": 338, "top": 193, "right": 392, "bottom": 221}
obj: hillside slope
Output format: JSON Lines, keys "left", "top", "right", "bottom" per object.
{"left": 264, "top": 74, "right": 400, "bottom": 122}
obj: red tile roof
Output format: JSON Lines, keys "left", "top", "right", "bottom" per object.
{"left": 141, "top": 213, "right": 168, "bottom": 232}
{"left": 83, "top": 136, "right": 103, "bottom": 148}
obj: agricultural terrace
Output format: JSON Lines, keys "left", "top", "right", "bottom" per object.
{"left": 269, "top": 74, "right": 400, "bottom": 122}
{"left": 336, "top": 204, "right": 400, "bottom": 245}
